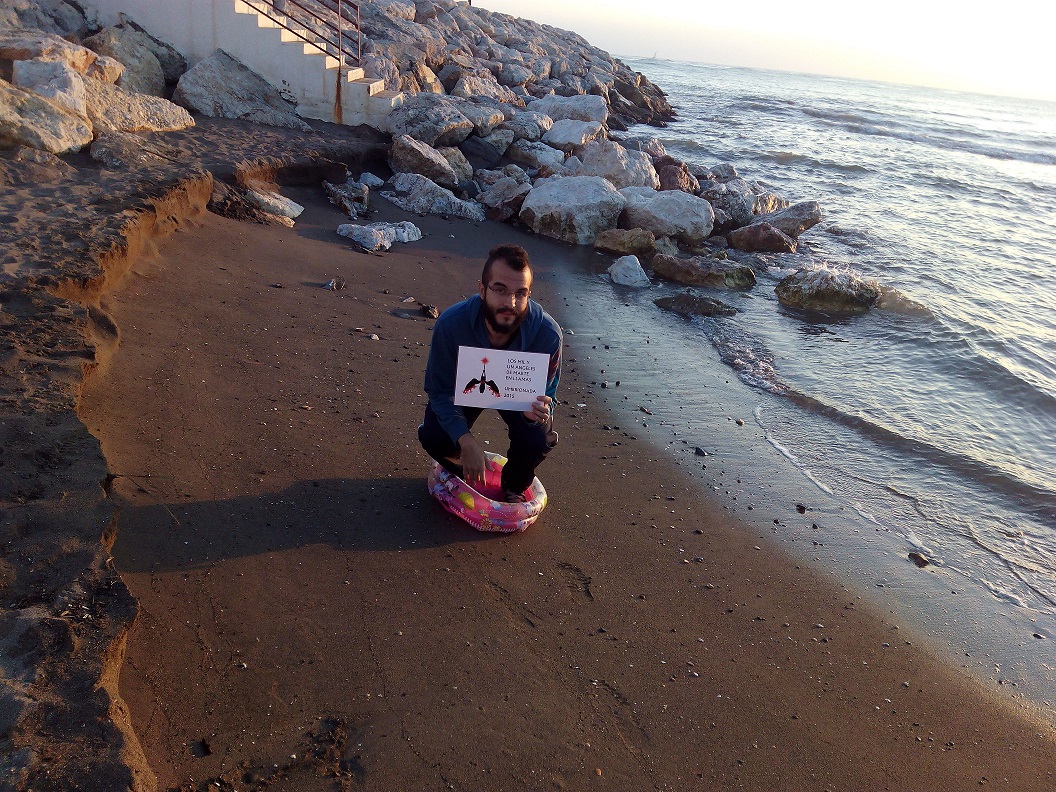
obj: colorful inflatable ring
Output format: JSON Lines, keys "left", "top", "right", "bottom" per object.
{"left": 427, "top": 452, "right": 547, "bottom": 533}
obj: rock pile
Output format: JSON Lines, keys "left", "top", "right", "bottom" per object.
{"left": 285, "top": 0, "right": 674, "bottom": 130}
{"left": 0, "top": 13, "right": 195, "bottom": 155}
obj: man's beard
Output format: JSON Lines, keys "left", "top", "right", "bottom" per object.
{"left": 482, "top": 299, "right": 528, "bottom": 336}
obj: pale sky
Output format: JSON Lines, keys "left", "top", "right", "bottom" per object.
{"left": 477, "top": 0, "right": 1056, "bottom": 103}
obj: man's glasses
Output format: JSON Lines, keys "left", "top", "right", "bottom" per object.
{"left": 487, "top": 284, "right": 531, "bottom": 301}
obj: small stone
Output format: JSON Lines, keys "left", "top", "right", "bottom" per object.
{"left": 908, "top": 552, "right": 930, "bottom": 568}
{"left": 421, "top": 304, "right": 439, "bottom": 318}
{"left": 795, "top": 503, "right": 807, "bottom": 513}
{"left": 368, "top": 334, "right": 380, "bottom": 341}
{"left": 735, "top": 418, "right": 745, "bottom": 426}
{"left": 694, "top": 447, "right": 708, "bottom": 456}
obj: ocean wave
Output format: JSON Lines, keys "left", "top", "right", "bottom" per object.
{"left": 757, "top": 150, "right": 871, "bottom": 174}
{"left": 709, "top": 326, "right": 788, "bottom": 395}
{"left": 782, "top": 389, "right": 1056, "bottom": 519}
{"left": 843, "top": 124, "right": 1056, "bottom": 166}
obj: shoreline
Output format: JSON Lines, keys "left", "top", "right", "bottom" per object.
{"left": 76, "top": 175, "right": 1056, "bottom": 788}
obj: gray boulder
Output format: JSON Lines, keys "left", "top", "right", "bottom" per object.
{"left": 381, "top": 172, "right": 486, "bottom": 220}
{"left": 459, "top": 129, "right": 514, "bottom": 168}
{"left": 507, "top": 139, "right": 564, "bottom": 171}
{"left": 576, "top": 139, "right": 658, "bottom": 190}
{"left": 0, "top": 78, "right": 92, "bottom": 153}
{"left": 457, "top": 100, "right": 508, "bottom": 136}
{"left": 389, "top": 134, "right": 459, "bottom": 189}
{"left": 11, "top": 59, "right": 85, "bottom": 116}
{"left": 619, "top": 187, "right": 715, "bottom": 246}
{"left": 173, "top": 50, "right": 310, "bottom": 130}
{"left": 452, "top": 73, "right": 522, "bottom": 105}
{"left": 528, "top": 93, "right": 608, "bottom": 124}
{"left": 478, "top": 177, "right": 532, "bottom": 221}
{"left": 775, "top": 267, "right": 881, "bottom": 313}
{"left": 83, "top": 26, "right": 165, "bottom": 97}
{"left": 85, "top": 78, "right": 195, "bottom": 133}
{"left": 518, "top": 175, "right": 625, "bottom": 245}
{"left": 0, "top": 30, "right": 98, "bottom": 74}
{"left": 337, "top": 220, "right": 423, "bottom": 251}
{"left": 385, "top": 93, "right": 474, "bottom": 146}
{"left": 608, "top": 255, "right": 650, "bottom": 287}
{"left": 500, "top": 110, "right": 552, "bottom": 142}
{"left": 542, "top": 119, "right": 603, "bottom": 152}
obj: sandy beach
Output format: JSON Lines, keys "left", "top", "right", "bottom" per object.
{"left": 60, "top": 156, "right": 1056, "bottom": 790}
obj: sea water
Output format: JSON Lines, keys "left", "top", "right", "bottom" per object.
{"left": 554, "top": 58, "right": 1056, "bottom": 714}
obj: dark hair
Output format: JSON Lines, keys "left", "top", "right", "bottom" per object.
{"left": 482, "top": 244, "right": 531, "bottom": 285}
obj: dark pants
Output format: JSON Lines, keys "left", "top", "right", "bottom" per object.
{"left": 419, "top": 405, "right": 554, "bottom": 493}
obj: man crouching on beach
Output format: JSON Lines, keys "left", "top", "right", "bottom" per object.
{"left": 418, "top": 244, "right": 562, "bottom": 502}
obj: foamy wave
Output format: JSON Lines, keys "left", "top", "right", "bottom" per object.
{"left": 711, "top": 327, "right": 788, "bottom": 394}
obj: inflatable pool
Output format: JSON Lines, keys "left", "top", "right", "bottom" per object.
{"left": 427, "top": 452, "right": 547, "bottom": 533}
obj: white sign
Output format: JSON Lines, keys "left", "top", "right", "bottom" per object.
{"left": 453, "top": 346, "right": 549, "bottom": 411}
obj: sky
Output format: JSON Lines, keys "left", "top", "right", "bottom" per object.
{"left": 476, "top": 0, "right": 1056, "bottom": 103}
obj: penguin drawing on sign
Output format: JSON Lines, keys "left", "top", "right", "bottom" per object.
{"left": 463, "top": 356, "right": 501, "bottom": 397}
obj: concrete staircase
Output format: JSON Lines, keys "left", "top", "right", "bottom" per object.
{"left": 88, "top": 0, "right": 403, "bottom": 129}
{"left": 227, "top": 0, "right": 403, "bottom": 127}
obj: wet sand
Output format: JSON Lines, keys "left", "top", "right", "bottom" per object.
{"left": 78, "top": 182, "right": 1056, "bottom": 790}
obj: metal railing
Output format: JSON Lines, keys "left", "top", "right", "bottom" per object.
{"left": 246, "top": 0, "right": 362, "bottom": 67}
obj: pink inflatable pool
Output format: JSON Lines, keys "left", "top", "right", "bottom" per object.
{"left": 427, "top": 452, "right": 547, "bottom": 533}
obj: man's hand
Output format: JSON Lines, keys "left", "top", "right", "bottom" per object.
{"left": 458, "top": 432, "right": 489, "bottom": 486}
{"left": 523, "top": 395, "right": 552, "bottom": 424}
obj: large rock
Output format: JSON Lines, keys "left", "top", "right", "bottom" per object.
{"left": 389, "top": 134, "right": 459, "bottom": 189}
{"left": 172, "top": 49, "right": 311, "bottom": 130}
{"left": 385, "top": 93, "right": 474, "bottom": 146}
{"left": 507, "top": 139, "right": 564, "bottom": 171}
{"left": 245, "top": 183, "right": 305, "bottom": 219}
{"left": 619, "top": 187, "right": 715, "bottom": 246}
{"left": 607, "top": 255, "right": 650, "bottom": 287}
{"left": 650, "top": 254, "right": 756, "bottom": 288}
{"left": 337, "top": 220, "right": 422, "bottom": 251}
{"left": 752, "top": 201, "right": 822, "bottom": 238}
{"left": 457, "top": 100, "right": 507, "bottom": 136}
{"left": 478, "top": 176, "right": 532, "bottom": 221}
{"left": 83, "top": 26, "right": 165, "bottom": 97}
{"left": 577, "top": 139, "right": 658, "bottom": 189}
{"left": 11, "top": 59, "right": 85, "bottom": 116}
{"left": 84, "top": 78, "right": 194, "bottom": 133}
{"left": 518, "top": 175, "right": 625, "bottom": 245}
{"left": 0, "top": 78, "right": 92, "bottom": 153}
{"left": 727, "top": 222, "right": 797, "bottom": 254}
{"left": 654, "top": 292, "right": 737, "bottom": 318}
{"left": 437, "top": 146, "right": 473, "bottom": 183}
{"left": 0, "top": 31, "right": 98, "bottom": 74}
{"left": 593, "top": 227, "right": 656, "bottom": 258}
{"left": 775, "top": 267, "right": 881, "bottom": 313}
{"left": 459, "top": 129, "right": 514, "bottom": 168}
{"left": 381, "top": 172, "right": 486, "bottom": 221}
{"left": 542, "top": 119, "right": 602, "bottom": 152}
{"left": 500, "top": 110, "right": 552, "bottom": 142}
{"left": 528, "top": 93, "right": 608, "bottom": 124}
{"left": 451, "top": 73, "right": 521, "bottom": 105}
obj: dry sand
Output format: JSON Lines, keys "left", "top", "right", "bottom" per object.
{"left": 72, "top": 173, "right": 1056, "bottom": 791}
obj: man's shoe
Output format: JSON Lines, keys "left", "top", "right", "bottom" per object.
{"left": 502, "top": 488, "right": 528, "bottom": 504}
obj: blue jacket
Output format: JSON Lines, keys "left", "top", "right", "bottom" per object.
{"left": 424, "top": 294, "right": 562, "bottom": 442}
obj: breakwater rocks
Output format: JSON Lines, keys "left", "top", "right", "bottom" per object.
{"left": 289, "top": 0, "right": 674, "bottom": 129}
